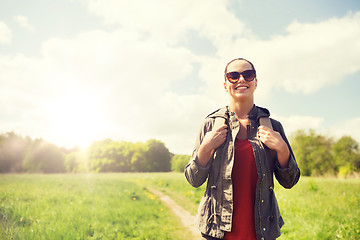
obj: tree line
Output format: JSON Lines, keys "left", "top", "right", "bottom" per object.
{"left": 0, "top": 132, "right": 173, "bottom": 173}
{"left": 1, "top": 130, "right": 359, "bottom": 176}
{"left": 291, "top": 129, "right": 360, "bottom": 177}
{"left": 170, "top": 129, "right": 360, "bottom": 177}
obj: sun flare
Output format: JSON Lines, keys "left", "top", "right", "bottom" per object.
{"left": 47, "top": 89, "right": 106, "bottom": 149}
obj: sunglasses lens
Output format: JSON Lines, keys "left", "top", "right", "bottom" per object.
{"left": 226, "top": 70, "right": 256, "bottom": 83}
{"left": 242, "top": 70, "right": 255, "bottom": 81}
{"left": 226, "top": 72, "right": 240, "bottom": 83}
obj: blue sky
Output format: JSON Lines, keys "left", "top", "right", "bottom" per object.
{"left": 1, "top": 0, "right": 360, "bottom": 154}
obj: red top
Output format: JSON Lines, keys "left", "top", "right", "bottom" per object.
{"left": 224, "top": 138, "right": 258, "bottom": 240}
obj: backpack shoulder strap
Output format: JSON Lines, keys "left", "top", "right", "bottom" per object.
{"left": 259, "top": 117, "right": 273, "bottom": 130}
{"left": 214, "top": 116, "right": 273, "bottom": 130}
{"left": 213, "top": 117, "right": 226, "bottom": 130}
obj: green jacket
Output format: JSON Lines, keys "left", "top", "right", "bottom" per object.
{"left": 185, "top": 105, "right": 300, "bottom": 240}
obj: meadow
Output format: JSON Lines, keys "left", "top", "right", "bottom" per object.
{"left": 0, "top": 173, "right": 359, "bottom": 240}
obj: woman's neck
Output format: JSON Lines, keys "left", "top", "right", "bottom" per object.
{"left": 229, "top": 99, "right": 254, "bottom": 119}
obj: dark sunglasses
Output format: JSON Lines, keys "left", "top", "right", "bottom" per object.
{"left": 226, "top": 70, "right": 256, "bottom": 83}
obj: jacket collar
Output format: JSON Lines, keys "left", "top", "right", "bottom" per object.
{"left": 247, "top": 105, "right": 270, "bottom": 120}
{"left": 207, "top": 105, "right": 270, "bottom": 120}
{"left": 206, "top": 106, "right": 228, "bottom": 120}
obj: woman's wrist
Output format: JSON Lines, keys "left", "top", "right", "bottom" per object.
{"left": 276, "top": 142, "right": 290, "bottom": 168}
{"left": 197, "top": 143, "right": 215, "bottom": 167}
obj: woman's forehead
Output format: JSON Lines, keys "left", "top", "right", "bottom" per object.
{"left": 227, "top": 60, "right": 253, "bottom": 72}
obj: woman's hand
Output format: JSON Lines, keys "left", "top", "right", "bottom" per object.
{"left": 197, "top": 124, "right": 227, "bottom": 167}
{"left": 203, "top": 125, "right": 228, "bottom": 150}
{"left": 257, "top": 126, "right": 290, "bottom": 168}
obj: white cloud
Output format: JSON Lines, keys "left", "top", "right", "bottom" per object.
{"left": 77, "top": 0, "right": 249, "bottom": 46}
{"left": 226, "top": 11, "right": 360, "bottom": 95}
{"left": 186, "top": 10, "right": 360, "bottom": 111}
{"left": 328, "top": 117, "right": 360, "bottom": 143}
{"left": 271, "top": 114, "right": 360, "bottom": 145}
{"left": 0, "top": 53, "right": 56, "bottom": 137}
{"left": 0, "top": 27, "right": 201, "bottom": 150}
{"left": 14, "top": 15, "right": 35, "bottom": 32}
{"left": 0, "top": 21, "right": 12, "bottom": 43}
{"left": 1, "top": 1, "right": 360, "bottom": 154}
{"left": 76, "top": 1, "right": 360, "bottom": 99}
{"left": 271, "top": 114, "right": 324, "bottom": 136}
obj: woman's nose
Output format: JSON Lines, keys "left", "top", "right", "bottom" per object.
{"left": 238, "top": 74, "right": 246, "bottom": 82}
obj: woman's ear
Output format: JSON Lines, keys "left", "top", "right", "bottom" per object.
{"left": 224, "top": 82, "right": 229, "bottom": 92}
{"left": 255, "top": 78, "right": 258, "bottom": 88}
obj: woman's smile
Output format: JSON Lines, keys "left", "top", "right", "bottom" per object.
{"left": 234, "top": 85, "right": 249, "bottom": 91}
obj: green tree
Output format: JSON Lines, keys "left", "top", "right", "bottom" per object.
{"left": 144, "top": 139, "right": 171, "bottom": 172}
{"left": 115, "top": 141, "right": 135, "bottom": 172}
{"left": 65, "top": 152, "right": 78, "bottom": 173}
{"left": 130, "top": 142, "right": 147, "bottom": 172}
{"left": 0, "top": 132, "right": 30, "bottom": 173}
{"left": 291, "top": 129, "right": 334, "bottom": 176}
{"left": 171, "top": 154, "right": 190, "bottom": 172}
{"left": 87, "top": 139, "right": 138, "bottom": 172}
{"left": 88, "top": 139, "right": 118, "bottom": 172}
{"left": 332, "top": 136, "right": 360, "bottom": 176}
{"left": 64, "top": 147, "right": 89, "bottom": 173}
{"left": 23, "top": 139, "right": 65, "bottom": 173}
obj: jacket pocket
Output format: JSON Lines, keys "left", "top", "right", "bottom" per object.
{"left": 197, "top": 194, "right": 213, "bottom": 233}
{"left": 267, "top": 191, "right": 283, "bottom": 238}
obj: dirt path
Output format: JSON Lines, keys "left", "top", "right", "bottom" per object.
{"left": 147, "top": 187, "right": 201, "bottom": 240}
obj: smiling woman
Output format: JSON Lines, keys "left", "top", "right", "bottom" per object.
{"left": 47, "top": 89, "right": 106, "bottom": 149}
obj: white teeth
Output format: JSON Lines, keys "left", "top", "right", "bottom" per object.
{"left": 236, "top": 86, "right": 248, "bottom": 90}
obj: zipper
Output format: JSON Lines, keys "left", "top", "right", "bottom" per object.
{"left": 249, "top": 123, "right": 265, "bottom": 239}
{"left": 257, "top": 143, "right": 264, "bottom": 240}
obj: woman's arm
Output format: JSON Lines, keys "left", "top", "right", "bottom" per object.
{"left": 257, "top": 125, "right": 290, "bottom": 168}
{"left": 185, "top": 119, "right": 227, "bottom": 188}
{"left": 258, "top": 120, "right": 300, "bottom": 189}
{"left": 197, "top": 125, "right": 227, "bottom": 167}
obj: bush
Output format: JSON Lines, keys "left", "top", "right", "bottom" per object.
{"left": 171, "top": 155, "right": 190, "bottom": 172}
{"left": 337, "top": 165, "right": 353, "bottom": 178}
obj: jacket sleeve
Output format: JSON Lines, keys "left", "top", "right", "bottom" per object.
{"left": 272, "top": 119, "right": 300, "bottom": 189}
{"left": 184, "top": 119, "right": 213, "bottom": 188}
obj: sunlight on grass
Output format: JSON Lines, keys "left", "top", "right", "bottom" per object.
{"left": 0, "top": 173, "right": 359, "bottom": 239}
{"left": 0, "top": 174, "right": 193, "bottom": 240}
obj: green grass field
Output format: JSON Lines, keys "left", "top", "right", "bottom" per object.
{"left": 0, "top": 173, "right": 359, "bottom": 239}
{"left": 0, "top": 174, "right": 193, "bottom": 240}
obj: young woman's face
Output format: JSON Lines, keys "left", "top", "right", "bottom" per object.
{"left": 224, "top": 60, "right": 257, "bottom": 101}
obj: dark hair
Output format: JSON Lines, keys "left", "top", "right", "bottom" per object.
{"left": 224, "top": 58, "right": 256, "bottom": 80}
